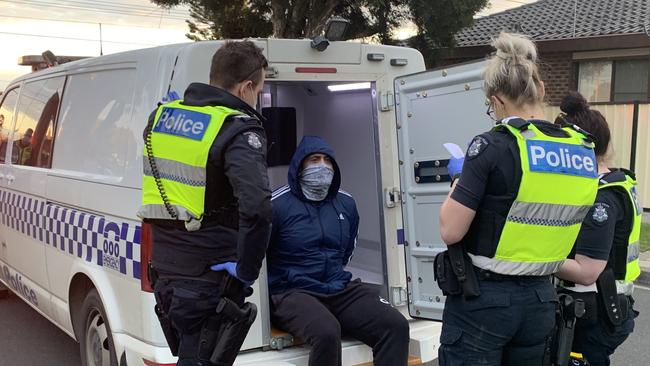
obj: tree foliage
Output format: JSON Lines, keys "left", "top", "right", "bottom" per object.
{"left": 152, "top": 0, "right": 488, "bottom": 63}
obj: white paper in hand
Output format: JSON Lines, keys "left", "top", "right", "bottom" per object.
{"left": 443, "top": 143, "right": 465, "bottom": 159}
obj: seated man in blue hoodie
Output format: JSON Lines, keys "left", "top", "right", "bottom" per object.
{"left": 268, "top": 136, "right": 410, "bottom": 366}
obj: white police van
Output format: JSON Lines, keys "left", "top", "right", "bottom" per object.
{"left": 0, "top": 39, "right": 491, "bottom": 365}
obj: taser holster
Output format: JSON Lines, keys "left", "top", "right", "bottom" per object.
{"left": 434, "top": 244, "right": 480, "bottom": 298}
{"left": 206, "top": 297, "right": 257, "bottom": 365}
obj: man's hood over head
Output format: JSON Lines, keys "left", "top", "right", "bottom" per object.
{"left": 288, "top": 136, "right": 341, "bottom": 201}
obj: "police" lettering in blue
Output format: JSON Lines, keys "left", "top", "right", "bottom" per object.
{"left": 1, "top": 265, "right": 38, "bottom": 306}
{"left": 527, "top": 140, "right": 598, "bottom": 178}
{"left": 153, "top": 107, "right": 211, "bottom": 141}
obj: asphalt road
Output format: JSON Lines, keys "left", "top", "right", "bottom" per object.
{"left": 0, "top": 289, "right": 81, "bottom": 365}
{"left": 0, "top": 286, "right": 648, "bottom": 366}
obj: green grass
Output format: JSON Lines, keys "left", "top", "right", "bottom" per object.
{"left": 641, "top": 223, "right": 650, "bottom": 253}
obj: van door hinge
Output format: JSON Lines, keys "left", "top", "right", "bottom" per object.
{"left": 390, "top": 286, "right": 408, "bottom": 306}
{"left": 384, "top": 187, "right": 401, "bottom": 208}
{"left": 380, "top": 91, "right": 395, "bottom": 111}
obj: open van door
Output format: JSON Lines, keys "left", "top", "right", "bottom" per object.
{"left": 394, "top": 60, "right": 491, "bottom": 320}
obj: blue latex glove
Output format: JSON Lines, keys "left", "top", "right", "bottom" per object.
{"left": 447, "top": 155, "right": 465, "bottom": 178}
{"left": 210, "top": 262, "right": 253, "bottom": 287}
{"left": 161, "top": 90, "right": 181, "bottom": 103}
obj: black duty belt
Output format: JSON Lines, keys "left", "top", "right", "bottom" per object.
{"left": 474, "top": 267, "right": 551, "bottom": 282}
{"left": 155, "top": 268, "right": 230, "bottom": 284}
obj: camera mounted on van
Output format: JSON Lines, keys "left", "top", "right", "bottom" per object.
{"left": 310, "top": 16, "right": 351, "bottom": 52}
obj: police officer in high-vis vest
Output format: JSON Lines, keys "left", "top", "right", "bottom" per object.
{"left": 438, "top": 32, "right": 599, "bottom": 366}
{"left": 138, "top": 41, "right": 272, "bottom": 366}
{"left": 555, "top": 92, "right": 640, "bottom": 366}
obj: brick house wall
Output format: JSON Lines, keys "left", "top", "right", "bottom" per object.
{"left": 539, "top": 51, "right": 575, "bottom": 105}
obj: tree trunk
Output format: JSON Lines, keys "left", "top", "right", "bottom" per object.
{"left": 310, "top": 0, "right": 342, "bottom": 36}
{"left": 271, "top": 1, "right": 288, "bottom": 37}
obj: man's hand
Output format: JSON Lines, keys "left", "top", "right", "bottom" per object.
{"left": 210, "top": 262, "right": 254, "bottom": 288}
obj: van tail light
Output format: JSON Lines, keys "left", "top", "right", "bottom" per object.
{"left": 140, "top": 222, "right": 154, "bottom": 293}
{"left": 295, "top": 67, "right": 337, "bottom": 73}
{"left": 143, "top": 360, "right": 175, "bottom": 366}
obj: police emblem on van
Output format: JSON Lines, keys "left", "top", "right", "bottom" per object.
{"left": 153, "top": 107, "right": 211, "bottom": 141}
{"left": 526, "top": 140, "right": 598, "bottom": 178}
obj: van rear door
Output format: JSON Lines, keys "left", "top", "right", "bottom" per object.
{"left": 394, "top": 61, "right": 490, "bottom": 320}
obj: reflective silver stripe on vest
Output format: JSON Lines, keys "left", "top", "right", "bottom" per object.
{"left": 137, "top": 204, "right": 196, "bottom": 221}
{"left": 628, "top": 241, "right": 640, "bottom": 263}
{"left": 470, "top": 254, "right": 564, "bottom": 276}
{"left": 506, "top": 201, "right": 591, "bottom": 227}
{"left": 143, "top": 157, "right": 206, "bottom": 187}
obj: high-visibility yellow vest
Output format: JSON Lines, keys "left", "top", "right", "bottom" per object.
{"left": 138, "top": 100, "right": 242, "bottom": 230}
{"left": 600, "top": 173, "right": 642, "bottom": 282}
{"left": 471, "top": 118, "right": 599, "bottom": 275}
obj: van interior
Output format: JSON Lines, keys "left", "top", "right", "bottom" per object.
{"left": 261, "top": 81, "right": 386, "bottom": 287}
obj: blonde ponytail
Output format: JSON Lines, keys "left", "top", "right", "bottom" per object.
{"left": 484, "top": 32, "right": 543, "bottom": 106}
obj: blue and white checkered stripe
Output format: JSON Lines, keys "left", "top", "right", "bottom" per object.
{"left": 0, "top": 190, "right": 142, "bottom": 280}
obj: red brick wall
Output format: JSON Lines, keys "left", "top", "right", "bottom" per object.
{"left": 539, "top": 52, "right": 575, "bottom": 106}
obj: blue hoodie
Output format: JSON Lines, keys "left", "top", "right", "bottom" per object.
{"left": 267, "top": 136, "right": 359, "bottom": 295}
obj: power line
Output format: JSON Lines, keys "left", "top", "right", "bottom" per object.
{"left": 48, "top": 0, "right": 188, "bottom": 15}
{"left": 0, "top": 14, "right": 186, "bottom": 29}
{"left": 2, "top": 0, "right": 189, "bottom": 16}
{"left": 0, "top": 0, "right": 189, "bottom": 21}
{"left": 0, "top": 30, "right": 158, "bottom": 46}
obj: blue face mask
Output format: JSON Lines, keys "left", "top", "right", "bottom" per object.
{"left": 299, "top": 164, "right": 334, "bottom": 201}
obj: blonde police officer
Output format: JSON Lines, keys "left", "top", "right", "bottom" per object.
{"left": 438, "top": 32, "right": 599, "bottom": 365}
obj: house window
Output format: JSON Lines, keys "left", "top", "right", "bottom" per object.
{"left": 613, "top": 60, "right": 649, "bottom": 102}
{"left": 578, "top": 61, "right": 612, "bottom": 103}
{"left": 578, "top": 59, "right": 650, "bottom": 103}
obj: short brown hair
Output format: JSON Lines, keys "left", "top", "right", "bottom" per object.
{"left": 209, "top": 41, "right": 268, "bottom": 90}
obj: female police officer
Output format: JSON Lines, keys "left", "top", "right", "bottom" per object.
{"left": 438, "top": 32, "right": 599, "bottom": 365}
{"left": 555, "top": 92, "right": 640, "bottom": 366}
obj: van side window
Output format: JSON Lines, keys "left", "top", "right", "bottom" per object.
{"left": 53, "top": 69, "right": 136, "bottom": 177}
{"left": 13, "top": 77, "right": 65, "bottom": 168}
{"left": 0, "top": 88, "right": 20, "bottom": 164}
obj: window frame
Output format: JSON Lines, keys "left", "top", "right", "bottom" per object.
{"left": 576, "top": 55, "right": 650, "bottom": 105}
{"left": 0, "top": 85, "right": 21, "bottom": 165}
{"left": 12, "top": 76, "right": 68, "bottom": 169}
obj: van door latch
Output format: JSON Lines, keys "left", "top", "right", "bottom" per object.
{"left": 379, "top": 91, "right": 394, "bottom": 111}
{"left": 384, "top": 187, "right": 401, "bottom": 208}
{"left": 390, "top": 286, "right": 408, "bottom": 306}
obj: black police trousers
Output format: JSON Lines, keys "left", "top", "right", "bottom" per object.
{"left": 154, "top": 278, "right": 245, "bottom": 366}
{"left": 270, "top": 279, "right": 411, "bottom": 366}
{"left": 439, "top": 274, "right": 558, "bottom": 366}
